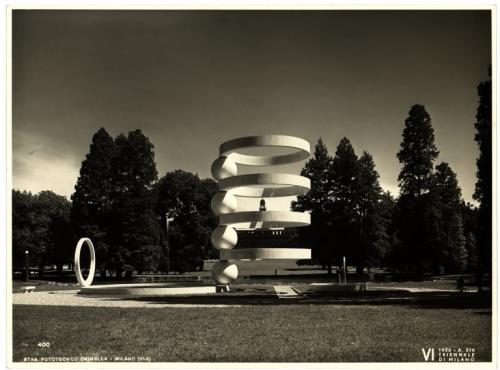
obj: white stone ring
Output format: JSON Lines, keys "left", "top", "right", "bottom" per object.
{"left": 219, "top": 211, "right": 311, "bottom": 229}
{"left": 219, "top": 135, "right": 310, "bottom": 165}
{"left": 74, "top": 237, "right": 96, "bottom": 287}
{"left": 219, "top": 173, "right": 310, "bottom": 197}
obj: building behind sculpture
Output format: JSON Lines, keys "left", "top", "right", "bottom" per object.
{"left": 236, "top": 199, "right": 301, "bottom": 249}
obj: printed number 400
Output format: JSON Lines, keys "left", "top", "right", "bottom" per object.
{"left": 37, "top": 342, "right": 50, "bottom": 348}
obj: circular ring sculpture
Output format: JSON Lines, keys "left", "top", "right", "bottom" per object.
{"left": 74, "top": 237, "right": 96, "bottom": 287}
{"left": 210, "top": 135, "right": 312, "bottom": 285}
{"left": 74, "top": 238, "right": 218, "bottom": 296}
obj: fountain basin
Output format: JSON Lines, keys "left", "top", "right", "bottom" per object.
{"left": 80, "top": 283, "right": 216, "bottom": 296}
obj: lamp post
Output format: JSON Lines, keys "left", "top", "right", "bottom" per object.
{"left": 166, "top": 216, "right": 174, "bottom": 275}
{"left": 24, "top": 250, "right": 29, "bottom": 282}
{"left": 342, "top": 256, "right": 347, "bottom": 285}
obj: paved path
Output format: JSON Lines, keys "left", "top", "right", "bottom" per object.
{"left": 13, "top": 284, "right": 473, "bottom": 309}
{"left": 273, "top": 285, "right": 300, "bottom": 298}
{"left": 367, "top": 285, "right": 478, "bottom": 293}
{"left": 12, "top": 290, "right": 241, "bottom": 308}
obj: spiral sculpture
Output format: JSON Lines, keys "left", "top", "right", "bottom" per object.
{"left": 210, "top": 135, "right": 312, "bottom": 285}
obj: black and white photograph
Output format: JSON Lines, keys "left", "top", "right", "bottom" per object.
{"left": 6, "top": 5, "right": 495, "bottom": 366}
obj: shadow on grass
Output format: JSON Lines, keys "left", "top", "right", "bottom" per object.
{"left": 474, "top": 311, "right": 492, "bottom": 315}
{"left": 97, "top": 290, "right": 491, "bottom": 310}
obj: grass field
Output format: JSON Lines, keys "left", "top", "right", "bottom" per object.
{"left": 12, "top": 261, "right": 491, "bottom": 363}
{"left": 13, "top": 296, "right": 491, "bottom": 362}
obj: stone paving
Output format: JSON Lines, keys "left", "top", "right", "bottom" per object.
{"left": 12, "top": 290, "right": 241, "bottom": 308}
{"left": 12, "top": 283, "right": 473, "bottom": 308}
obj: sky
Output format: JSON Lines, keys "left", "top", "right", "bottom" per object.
{"left": 12, "top": 10, "right": 491, "bottom": 211}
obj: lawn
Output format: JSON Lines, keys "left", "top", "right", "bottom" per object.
{"left": 13, "top": 298, "right": 491, "bottom": 362}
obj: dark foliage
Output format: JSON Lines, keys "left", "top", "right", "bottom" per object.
{"left": 430, "top": 162, "right": 467, "bottom": 273}
{"left": 473, "top": 73, "right": 492, "bottom": 278}
{"left": 108, "top": 130, "right": 161, "bottom": 277}
{"left": 70, "top": 127, "right": 115, "bottom": 274}
{"left": 397, "top": 104, "right": 439, "bottom": 197}
{"left": 155, "top": 170, "right": 218, "bottom": 273}
{"left": 12, "top": 190, "right": 72, "bottom": 275}
{"left": 294, "top": 138, "right": 392, "bottom": 274}
{"left": 395, "top": 105, "right": 440, "bottom": 274}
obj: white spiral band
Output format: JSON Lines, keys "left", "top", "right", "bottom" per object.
{"left": 219, "top": 135, "right": 310, "bottom": 166}
{"left": 210, "top": 135, "right": 312, "bottom": 285}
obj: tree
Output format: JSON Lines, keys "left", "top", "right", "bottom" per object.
{"left": 461, "top": 201, "right": 479, "bottom": 272}
{"left": 71, "top": 127, "right": 116, "bottom": 275}
{"left": 49, "top": 211, "right": 73, "bottom": 275}
{"left": 292, "top": 138, "right": 335, "bottom": 273}
{"left": 431, "top": 162, "right": 467, "bottom": 273}
{"left": 293, "top": 138, "right": 333, "bottom": 214}
{"left": 355, "top": 152, "right": 388, "bottom": 274}
{"left": 465, "top": 232, "right": 479, "bottom": 273}
{"left": 12, "top": 190, "right": 72, "bottom": 276}
{"left": 397, "top": 105, "right": 439, "bottom": 197}
{"left": 12, "top": 191, "right": 40, "bottom": 269}
{"left": 197, "top": 178, "right": 220, "bottom": 260}
{"left": 108, "top": 129, "right": 161, "bottom": 277}
{"left": 379, "top": 191, "right": 399, "bottom": 269}
{"left": 38, "top": 191, "right": 73, "bottom": 274}
{"left": 131, "top": 245, "right": 163, "bottom": 274}
{"left": 396, "top": 104, "right": 439, "bottom": 274}
{"left": 473, "top": 72, "right": 492, "bottom": 281}
{"left": 294, "top": 138, "right": 393, "bottom": 275}
{"left": 156, "top": 170, "right": 218, "bottom": 272}
{"left": 328, "top": 137, "right": 360, "bottom": 272}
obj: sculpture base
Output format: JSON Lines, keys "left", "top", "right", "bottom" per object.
{"left": 216, "top": 284, "right": 230, "bottom": 293}
{"left": 80, "top": 283, "right": 216, "bottom": 296}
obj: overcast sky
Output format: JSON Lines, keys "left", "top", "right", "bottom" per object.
{"left": 12, "top": 10, "right": 491, "bottom": 210}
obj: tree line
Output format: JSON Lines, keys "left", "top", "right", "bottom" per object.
{"left": 12, "top": 190, "right": 72, "bottom": 276}
{"left": 293, "top": 72, "right": 491, "bottom": 280}
{"left": 294, "top": 114, "right": 476, "bottom": 276}
{"left": 12, "top": 73, "right": 491, "bottom": 279}
{"left": 13, "top": 129, "right": 219, "bottom": 277}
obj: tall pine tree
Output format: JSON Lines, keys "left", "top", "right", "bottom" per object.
{"left": 432, "top": 162, "right": 467, "bottom": 273}
{"left": 397, "top": 105, "right": 439, "bottom": 197}
{"left": 71, "top": 127, "right": 116, "bottom": 275}
{"left": 292, "top": 138, "right": 334, "bottom": 273}
{"left": 328, "top": 137, "right": 360, "bottom": 271}
{"left": 294, "top": 138, "right": 395, "bottom": 274}
{"left": 108, "top": 129, "right": 161, "bottom": 277}
{"left": 396, "top": 105, "right": 439, "bottom": 273}
{"left": 355, "top": 152, "right": 387, "bottom": 274}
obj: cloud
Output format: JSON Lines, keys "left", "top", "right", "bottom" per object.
{"left": 12, "top": 132, "right": 79, "bottom": 198}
